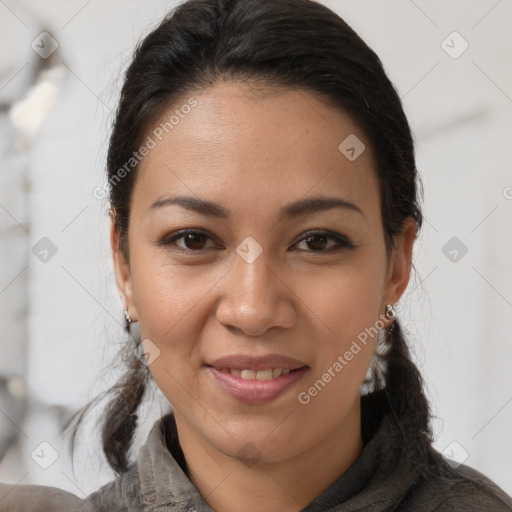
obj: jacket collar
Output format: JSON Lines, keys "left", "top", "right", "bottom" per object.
{"left": 136, "top": 395, "right": 428, "bottom": 511}
{"left": 137, "top": 414, "right": 214, "bottom": 511}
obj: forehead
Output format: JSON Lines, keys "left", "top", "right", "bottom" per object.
{"left": 132, "top": 82, "right": 380, "bottom": 225}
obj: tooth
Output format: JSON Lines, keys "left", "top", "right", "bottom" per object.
{"left": 256, "top": 369, "right": 274, "bottom": 381}
{"left": 232, "top": 368, "right": 294, "bottom": 379}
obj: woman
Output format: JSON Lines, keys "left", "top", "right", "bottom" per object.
{"left": 1, "top": 0, "right": 511, "bottom": 510}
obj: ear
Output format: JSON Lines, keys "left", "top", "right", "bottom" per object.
{"left": 110, "top": 211, "right": 136, "bottom": 321}
{"left": 382, "top": 216, "right": 417, "bottom": 319}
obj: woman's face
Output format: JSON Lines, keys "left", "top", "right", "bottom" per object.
{"left": 112, "top": 82, "right": 414, "bottom": 465}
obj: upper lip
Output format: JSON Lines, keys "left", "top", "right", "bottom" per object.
{"left": 207, "top": 354, "right": 308, "bottom": 371}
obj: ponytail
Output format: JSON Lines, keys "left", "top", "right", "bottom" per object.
{"left": 372, "top": 318, "right": 432, "bottom": 459}
{"left": 63, "top": 328, "right": 149, "bottom": 476}
{"left": 100, "top": 346, "right": 148, "bottom": 475}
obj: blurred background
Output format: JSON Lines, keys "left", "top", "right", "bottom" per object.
{"left": 0, "top": 0, "right": 511, "bottom": 499}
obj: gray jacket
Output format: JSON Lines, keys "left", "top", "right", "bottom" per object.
{"left": 1, "top": 406, "right": 511, "bottom": 511}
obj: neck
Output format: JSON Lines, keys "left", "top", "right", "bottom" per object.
{"left": 173, "top": 403, "right": 364, "bottom": 512}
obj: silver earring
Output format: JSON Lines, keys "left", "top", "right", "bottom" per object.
{"left": 385, "top": 304, "right": 395, "bottom": 319}
{"left": 385, "top": 304, "right": 395, "bottom": 333}
{"left": 123, "top": 307, "right": 132, "bottom": 324}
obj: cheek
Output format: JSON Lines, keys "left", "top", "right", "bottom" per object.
{"left": 302, "top": 259, "right": 386, "bottom": 344}
{"left": 295, "top": 282, "right": 381, "bottom": 430}
{"left": 129, "top": 254, "right": 203, "bottom": 369}
{"left": 295, "top": 259, "right": 386, "bottom": 399}
{"left": 130, "top": 248, "right": 219, "bottom": 335}
{"left": 128, "top": 256, "right": 213, "bottom": 410}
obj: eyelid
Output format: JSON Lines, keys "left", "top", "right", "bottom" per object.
{"left": 157, "top": 228, "right": 355, "bottom": 254}
{"left": 156, "top": 228, "right": 219, "bottom": 250}
{"left": 292, "top": 229, "right": 356, "bottom": 251}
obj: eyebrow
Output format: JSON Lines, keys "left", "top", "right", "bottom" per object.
{"left": 148, "top": 194, "right": 365, "bottom": 220}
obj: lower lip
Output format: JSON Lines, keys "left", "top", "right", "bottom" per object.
{"left": 207, "top": 366, "right": 308, "bottom": 405}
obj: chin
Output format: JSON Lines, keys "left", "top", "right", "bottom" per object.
{"left": 203, "top": 417, "right": 301, "bottom": 465}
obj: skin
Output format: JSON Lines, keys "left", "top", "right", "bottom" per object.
{"left": 111, "top": 81, "right": 416, "bottom": 512}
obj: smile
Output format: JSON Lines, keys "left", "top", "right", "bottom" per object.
{"left": 216, "top": 368, "right": 291, "bottom": 380}
{"left": 207, "top": 364, "right": 308, "bottom": 405}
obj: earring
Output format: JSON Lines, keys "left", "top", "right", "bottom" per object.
{"left": 123, "top": 307, "right": 133, "bottom": 324}
{"left": 385, "top": 304, "right": 395, "bottom": 333}
{"left": 385, "top": 304, "right": 395, "bottom": 319}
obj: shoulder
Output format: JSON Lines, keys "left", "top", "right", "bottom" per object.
{"left": 0, "top": 482, "right": 89, "bottom": 512}
{"left": 0, "top": 464, "right": 143, "bottom": 512}
{"left": 405, "top": 448, "right": 512, "bottom": 511}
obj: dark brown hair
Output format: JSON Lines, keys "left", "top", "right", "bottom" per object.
{"left": 64, "top": 0, "right": 431, "bottom": 476}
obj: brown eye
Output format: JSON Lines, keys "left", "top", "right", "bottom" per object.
{"left": 293, "top": 230, "right": 355, "bottom": 253}
{"left": 303, "top": 234, "right": 330, "bottom": 251}
{"left": 157, "top": 229, "right": 217, "bottom": 252}
{"left": 181, "top": 233, "right": 209, "bottom": 250}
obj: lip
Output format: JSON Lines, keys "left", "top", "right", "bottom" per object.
{"left": 206, "top": 353, "right": 309, "bottom": 405}
{"left": 207, "top": 353, "right": 307, "bottom": 371}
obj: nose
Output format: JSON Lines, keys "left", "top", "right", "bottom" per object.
{"left": 215, "top": 246, "right": 297, "bottom": 337}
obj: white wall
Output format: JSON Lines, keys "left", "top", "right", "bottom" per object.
{"left": 0, "top": 0, "right": 511, "bottom": 499}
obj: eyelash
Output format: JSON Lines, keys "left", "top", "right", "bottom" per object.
{"left": 157, "top": 228, "right": 356, "bottom": 254}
